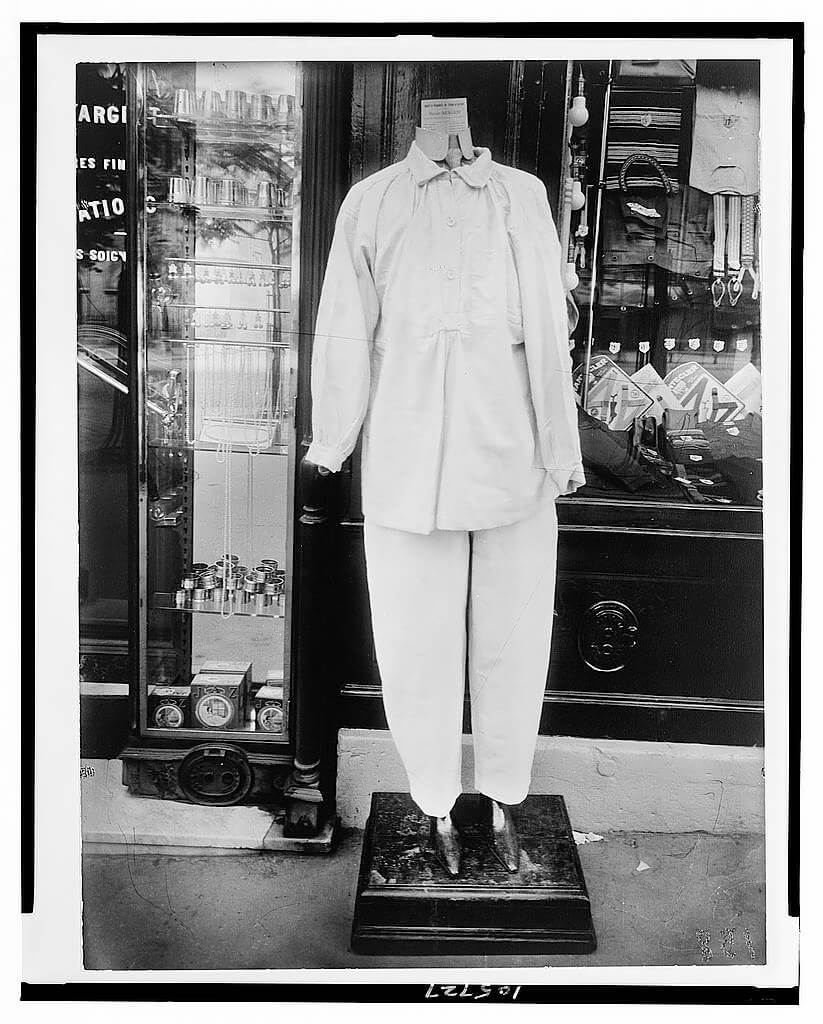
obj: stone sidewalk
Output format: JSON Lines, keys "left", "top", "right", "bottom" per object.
{"left": 81, "top": 829, "right": 765, "bottom": 970}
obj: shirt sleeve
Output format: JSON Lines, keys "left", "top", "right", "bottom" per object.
{"left": 305, "top": 200, "right": 379, "bottom": 473}
{"left": 517, "top": 179, "right": 586, "bottom": 497}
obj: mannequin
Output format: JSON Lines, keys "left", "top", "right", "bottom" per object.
{"left": 307, "top": 104, "right": 584, "bottom": 882}
{"left": 313, "top": 121, "right": 520, "bottom": 877}
{"left": 411, "top": 122, "right": 520, "bottom": 877}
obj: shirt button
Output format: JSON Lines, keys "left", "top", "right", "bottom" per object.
{"left": 446, "top": 269, "right": 456, "bottom": 280}
{"left": 447, "top": 216, "right": 457, "bottom": 227}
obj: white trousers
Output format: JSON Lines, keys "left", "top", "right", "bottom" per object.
{"left": 363, "top": 496, "right": 559, "bottom": 818}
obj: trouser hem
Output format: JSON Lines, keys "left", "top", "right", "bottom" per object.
{"left": 410, "top": 789, "right": 462, "bottom": 819}
{"left": 474, "top": 779, "right": 530, "bottom": 808}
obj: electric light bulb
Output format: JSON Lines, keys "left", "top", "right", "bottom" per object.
{"left": 569, "top": 94, "right": 589, "bottom": 128}
{"left": 564, "top": 263, "right": 579, "bottom": 291}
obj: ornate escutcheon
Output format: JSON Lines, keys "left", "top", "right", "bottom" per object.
{"left": 578, "top": 600, "right": 639, "bottom": 672}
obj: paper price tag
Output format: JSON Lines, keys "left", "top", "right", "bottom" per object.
{"left": 420, "top": 98, "right": 469, "bottom": 134}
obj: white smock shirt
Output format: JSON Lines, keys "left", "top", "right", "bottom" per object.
{"left": 306, "top": 140, "right": 585, "bottom": 535}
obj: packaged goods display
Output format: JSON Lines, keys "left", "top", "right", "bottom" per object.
{"left": 139, "top": 61, "right": 297, "bottom": 738}
{"left": 565, "top": 60, "right": 762, "bottom": 507}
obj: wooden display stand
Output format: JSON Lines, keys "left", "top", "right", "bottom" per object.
{"left": 351, "top": 792, "right": 597, "bottom": 955}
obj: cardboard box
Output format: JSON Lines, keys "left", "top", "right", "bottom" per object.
{"left": 199, "top": 660, "right": 253, "bottom": 686}
{"left": 190, "top": 672, "right": 247, "bottom": 730}
{"left": 148, "top": 684, "right": 190, "bottom": 729}
{"left": 253, "top": 683, "right": 285, "bottom": 734}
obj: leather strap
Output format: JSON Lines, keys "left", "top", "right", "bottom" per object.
{"left": 618, "top": 152, "right": 675, "bottom": 194}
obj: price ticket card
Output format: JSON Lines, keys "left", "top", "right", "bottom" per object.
{"left": 631, "top": 363, "right": 686, "bottom": 413}
{"left": 663, "top": 362, "right": 746, "bottom": 424}
{"left": 420, "top": 98, "right": 469, "bottom": 134}
{"left": 572, "top": 354, "right": 655, "bottom": 431}
{"left": 724, "top": 362, "right": 762, "bottom": 415}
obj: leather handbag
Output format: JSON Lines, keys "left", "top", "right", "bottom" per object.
{"left": 601, "top": 153, "right": 715, "bottom": 281}
{"left": 600, "top": 153, "right": 672, "bottom": 277}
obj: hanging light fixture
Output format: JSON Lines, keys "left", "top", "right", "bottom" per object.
{"left": 569, "top": 67, "right": 589, "bottom": 128}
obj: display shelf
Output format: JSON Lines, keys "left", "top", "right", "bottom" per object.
{"left": 148, "top": 438, "right": 289, "bottom": 456}
{"left": 149, "top": 111, "right": 296, "bottom": 144}
{"left": 152, "top": 592, "right": 285, "bottom": 618}
{"left": 165, "top": 257, "right": 292, "bottom": 272}
{"left": 154, "top": 201, "right": 292, "bottom": 223}
{"left": 148, "top": 335, "right": 291, "bottom": 349}
{"left": 152, "top": 303, "right": 289, "bottom": 315}
{"left": 143, "top": 724, "right": 286, "bottom": 739}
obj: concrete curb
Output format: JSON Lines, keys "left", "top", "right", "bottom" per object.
{"left": 336, "top": 729, "right": 765, "bottom": 834}
{"left": 79, "top": 731, "right": 764, "bottom": 854}
{"left": 81, "top": 759, "right": 275, "bottom": 852}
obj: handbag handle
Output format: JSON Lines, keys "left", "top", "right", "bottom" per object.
{"left": 619, "top": 153, "right": 675, "bottom": 194}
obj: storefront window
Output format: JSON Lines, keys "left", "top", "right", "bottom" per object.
{"left": 76, "top": 63, "right": 130, "bottom": 673}
{"left": 567, "top": 60, "right": 762, "bottom": 508}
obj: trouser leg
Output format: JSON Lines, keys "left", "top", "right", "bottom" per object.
{"left": 363, "top": 521, "right": 469, "bottom": 818}
{"left": 468, "top": 496, "right": 559, "bottom": 806}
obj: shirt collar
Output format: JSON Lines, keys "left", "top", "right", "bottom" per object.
{"left": 404, "top": 140, "right": 493, "bottom": 188}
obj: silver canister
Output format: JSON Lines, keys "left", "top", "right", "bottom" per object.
{"left": 261, "top": 558, "right": 278, "bottom": 570}
{"left": 167, "top": 176, "right": 190, "bottom": 204}
{"left": 272, "top": 94, "right": 290, "bottom": 127}
{"left": 251, "top": 566, "right": 269, "bottom": 584}
{"left": 175, "top": 589, "right": 187, "bottom": 608}
{"left": 253, "top": 593, "right": 267, "bottom": 615}
{"left": 191, "top": 176, "right": 214, "bottom": 206}
{"left": 249, "top": 93, "right": 273, "bottom": 122}
{"left": 173, "top": 88, "right": 195, "bottom": 117}
{"left": 199, "top": 89, "right": 224, "bottom": 118}
{"left": 255, "top": 181, "right": 277, "bottom": 208}
{"left": 191, "top": 562, "right": 208, "bottom": 574}
{"left": 181, "top": 574, "right": 197, "bottom": 591}
{"left": 215, "top": 178, "right": 237, "bottom": 206}
{"left": 224, "top": 89, "right": 249, "bottom": 120}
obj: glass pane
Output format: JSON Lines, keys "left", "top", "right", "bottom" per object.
{"left": 141, "top": 61, "right": 297, "bottom": 737}
{"left": 568, "top": 60, "right": 762, "bottom": 508}
{"left": 76, "top": 63, "right": 130, "bottom": 672}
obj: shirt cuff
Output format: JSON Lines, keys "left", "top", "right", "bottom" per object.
{"left": 550, "top": 465, "right": 586, "bottom": 497}
{"left": 305, "top": 443, "right": 345, "bottom": 473}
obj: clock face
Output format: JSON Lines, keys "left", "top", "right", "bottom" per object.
{"left": 257, "top": 704, "right": 283, "bottom": 733}
{"left": 195, "top": 693, "right": 234, "bottom": 728}
{"left": 154, "top": 703, "right": 184, "bottom": 728}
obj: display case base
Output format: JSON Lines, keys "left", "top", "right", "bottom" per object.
{"left": 351, "top": 792, "right": 597, "bottom": 956}
{"left": 121, "top": 746, "right": 290, "bottom": 807}
{"left": 263, "top": 813, "right": 339, "bottom": 854}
